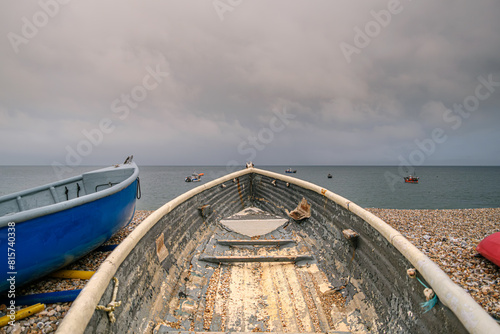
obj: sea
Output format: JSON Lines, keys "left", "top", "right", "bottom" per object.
{"left": 1, "top": 165, "right": 499, "bottom": 211}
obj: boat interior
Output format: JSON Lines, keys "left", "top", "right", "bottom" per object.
{"left": 68, "top": 170, "right": 476, "bottom": 334}
{"left": 153, "top": 207, "right": 361, "bottom": 333}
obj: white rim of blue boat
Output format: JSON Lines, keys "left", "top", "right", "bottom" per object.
{"left": 0, "top": 162, "right": 139, "bottom": 228}
{"left": 57, "top": 167, "right": 500, "bottom": 334}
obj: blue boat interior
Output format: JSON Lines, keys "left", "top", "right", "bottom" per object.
{"left": 0, "top": 167, "right": 136, "bottom": 217}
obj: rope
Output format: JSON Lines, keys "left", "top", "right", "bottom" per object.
{"left": 96, "top": 277, "right": 121, "bottom": 323}
{"left": 407, "top": 268, "right": 438, "bottom": 313}
{"left": 416, "top": 277, "right": 438, "bottom": 313}
{"left": 136, "top": 177, "right": 142, "bottom": 199}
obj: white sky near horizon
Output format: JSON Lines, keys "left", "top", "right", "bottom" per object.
{"left": 1, "top": 0, "right": 499, "bottom": 167}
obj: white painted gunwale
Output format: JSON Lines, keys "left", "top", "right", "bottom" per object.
{"left": 0, "top": 162, "right": 139, "bottom": 227}
{"left": 57, "top": 167, "right": 500, "bottom": 334}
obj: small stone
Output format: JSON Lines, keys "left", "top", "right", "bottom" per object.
{"left": 11, "top": 323, "right": 22, "bottom": 334}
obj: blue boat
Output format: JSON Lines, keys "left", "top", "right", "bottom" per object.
{"left": 0, "top": 157, "right": 140, "bottom": 295}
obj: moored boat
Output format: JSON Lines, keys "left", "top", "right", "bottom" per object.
{"left": 185, "top": 172, "right": 204, "bottom": 182}
{"left": 404, "top": 175, "right": 419, "bottom": 183}
{"left": 0, "top": 157, "right": 140, "bottom": 295}
{"left": 58, "top": 167, "right": 499, "bottom": 334}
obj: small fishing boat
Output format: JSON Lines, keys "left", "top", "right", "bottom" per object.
{"left": 285, "top": 168, "right": 297, "bottom": 173}
{"left": 404, "top": 175, "right": 419, "bottom": 183}
{"left": 0, "top": 157, "right": 140, "bottom": 295}
{"left": 59, "top": 167, "right": 499, "bottom": 334}
{"left": 185, "top": 172, "right": 204, "bottom": 182}
{"left": 327, "top": 173, "right": 333, "bottom": 178}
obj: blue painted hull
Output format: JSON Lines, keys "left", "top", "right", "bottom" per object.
{"left": 0, "top": 172, "right": 138, "bottom": 295}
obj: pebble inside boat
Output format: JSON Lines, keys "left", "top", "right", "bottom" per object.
{"left": 58, "top": 167, "right": 499, "bottom": 334}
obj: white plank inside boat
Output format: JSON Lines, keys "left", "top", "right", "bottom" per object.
{"left": 219, "top": 219, "right": 288, "bottom": 237}
{"left": 220, "top": 207, "right": 288, "bottom": 237}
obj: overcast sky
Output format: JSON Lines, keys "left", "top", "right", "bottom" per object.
{"left": 1, "top": 1, "right": 499, "bottom": 168}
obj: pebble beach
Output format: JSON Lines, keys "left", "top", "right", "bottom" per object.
{"left": 1, "top": 208, "right": 499, "bottom": 333}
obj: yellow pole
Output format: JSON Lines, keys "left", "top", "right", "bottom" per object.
{"left": 49, "top": 270, "right": 95, "bottom": 280}
{"left": 0, "top": 303, "right": 45, "bottom": 327}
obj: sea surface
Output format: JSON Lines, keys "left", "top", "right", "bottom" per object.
{"left": 0, "top": 165, "right": 499, "bottom": 210}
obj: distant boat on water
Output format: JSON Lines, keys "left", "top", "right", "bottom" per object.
{"left": 404, "top": 175, "right": 419, "bottom": 183}
{"left": 185, "top": 172, "right": 204, "bottom": 182}
{"left": 285, "top": 168, "right": 297, "bottom": 173}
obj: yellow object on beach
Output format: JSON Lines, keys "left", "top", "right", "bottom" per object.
{"left": 49, "top": 270, "right": 95, "bottom": 280}
{"left": 0, "top": 303, "right": 45, "bottom": 327}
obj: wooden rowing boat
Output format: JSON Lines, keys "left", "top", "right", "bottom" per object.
{"left": 0, "top": 158, "right": 140, "bottom": 295}
{"left": 58, "top": 167, "right": 499, "bottom": 334}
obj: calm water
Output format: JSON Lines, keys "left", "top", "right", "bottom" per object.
{"left": 1, "top": 165, "right": 499, "bottom": 210}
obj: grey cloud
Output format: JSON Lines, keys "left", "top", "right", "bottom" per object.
{"left": 0, "top": 0, "right": 499, "bottom": 166}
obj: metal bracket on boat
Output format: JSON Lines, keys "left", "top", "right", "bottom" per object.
{"left": 343, "top": 229, "right": 359, "bottom": 286}
{"left": 343, "top": 229, "right": 359, "bottom": 247}
{"left": 407, "top": 268, "right": 417, "bottom": 278}
{"left": 95, "top": 182, "right": 118, "bottom": 192}
{"left": 343, "top": 228, "right": 359, "bottom": 269}
{"left": 156, "top": 233, "right": 169, "bottom": 263}
{"left": 123, "top": 155, "right": 133, "bottom": 164}
{"left": 198, "top": 204, "right": 211, "bottom": 219}
{"left": 96, "top": 277, "right": 122, "bottom": 323}
{"left": 287, "top": 197, "right": 311, "bottom": 221}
